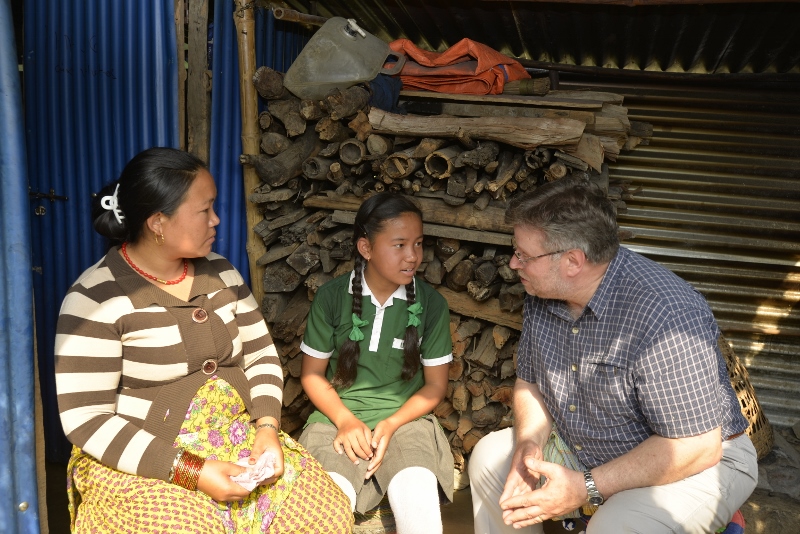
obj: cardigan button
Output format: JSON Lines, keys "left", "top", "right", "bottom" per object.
{"left": 192, "top": 308, "right": 209, "bottom": 323}
{"left": 202, "top": 359, "right": 217, "bottom": 375}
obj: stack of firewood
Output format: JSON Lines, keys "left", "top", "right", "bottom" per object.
{"left": 240, "top": 66, "right": 649, "bottom": 469}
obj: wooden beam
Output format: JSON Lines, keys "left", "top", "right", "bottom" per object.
{"left": 400, "top": 90, "right": 605, "bottom": 110}
{"left": 330, "top": 210, "right": 513, "bottom": 246}
{"left": 187, "top": 0, "right": 211, "bottom": 163}
{"left": 174, "top": 0, "right": 186, "bottom": 150}
{"left": 303, "top": 193, "right": 514, "bottom": 234}
{"left": 233, "top": 1, "right": 266, "bottom": 309}
{"left": 437, "top": 287, "right": 522, "bottom": 331}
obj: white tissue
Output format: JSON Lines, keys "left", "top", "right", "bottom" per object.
{"left": 230, "top": 452, "right": 277, "bottom": 491}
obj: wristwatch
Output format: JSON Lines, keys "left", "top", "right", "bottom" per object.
{"left": 583, "top": 470, "right": 605, "bottom": 506}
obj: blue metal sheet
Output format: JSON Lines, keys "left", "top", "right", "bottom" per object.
{"left": 0, "top": 0, "right": 41, "bottom": 531}
{"left": 209, "top": 5, "right": 309, "bottom": 283}
{"left": 23, "top": 0, "right": 178, "bottom": 463}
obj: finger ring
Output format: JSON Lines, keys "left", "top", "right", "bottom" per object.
{"left": 538, "top": 515, "right": 544, "bottom": 522}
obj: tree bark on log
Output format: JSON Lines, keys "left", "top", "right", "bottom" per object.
{"left": 369, "top": 108, "right": 585, "bottom": 150}
{"left": 241, "top": 127, "right": 322, "bottom": 187}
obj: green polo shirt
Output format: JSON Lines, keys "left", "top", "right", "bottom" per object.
{"left": 301, "top": 272, "right": 453, "bottom": 429}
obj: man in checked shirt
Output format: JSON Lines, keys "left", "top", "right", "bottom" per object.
{"left": 468, "top": 177, "right": 757, "bottom": 533}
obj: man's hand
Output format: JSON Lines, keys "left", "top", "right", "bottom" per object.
{"left": 500, "top": 459, "right": 586, "bottom": 528}
{"left": 497, "top": 439, "right": 543, "bottom": 519}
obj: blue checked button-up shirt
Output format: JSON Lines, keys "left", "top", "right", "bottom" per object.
{"left": 517, "top": 246, "right": 748, "bottom": 469}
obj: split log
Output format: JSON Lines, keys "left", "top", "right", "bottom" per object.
{"left": 248, "top": 188, "right": 295, "bottom": 204}
{"left": 446, "top": 173, "right": 468, "bottom": 198}
{"left": 325, "top": 86, "right": 370, "bottom": 121}
{"left": 263, "top": 261, "right": 304, "bottom": 293}
{"left": 299, "top": 99, "right": 325, "bottom": 121}
{"left": 256, "top": 242, "right": 301, "bottom": 266}
{"left": 369, "top": 108, "right": 585, "bottom": 150}
{"left": 488, "top": 151, "right": 523, "bottom": 193}
{"left": 261, "top": 293, "right": 290, "bottom": 324}
{"left": 253, "top": 66, "right": 288, "bottom": 100}
{"left": 315, "top": 116, "right": 351, "bottom": 142}
{"left": 268, "top": 97, "right": 306, "bottom": 137}
{"left": 498, "top": 283, "right": 526, "bottom": 313}
{"left": 474, "top": 261, "right": 498, "bottom": 286}
{"left": 454, "top": 141, "right": 500, "bottom": 169}
{"left": 447, "top": 260, "right": 474, "bottom": 292}
{"left": 271, "top": 290, "right": 312, "bottom": 342}
{"left": 424, "top": 256, "right": 444, "bottom": 285}
{"left": 502, "top": 77, "right": 551, "bottom": 96}
{"left": 241, "top": 128, "right": 322, "bottom": 187}
{"left": 443, "top": 246, "right": 473, "bottom": 273}
{"left": 467, "top": 281, "right": 501, "bottom": 302}
{"left": 555, "top": 150, "right": 589, "bottom": 171}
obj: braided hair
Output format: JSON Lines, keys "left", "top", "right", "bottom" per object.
{"left": 330, "top": 193, "right": 423, "bottom": 389}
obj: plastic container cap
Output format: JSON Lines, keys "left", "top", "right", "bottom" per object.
{"left": 283, "top": 17, "right": 405, "bottom": 100}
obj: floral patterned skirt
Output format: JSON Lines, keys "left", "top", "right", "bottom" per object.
{"left": 67, "top": 377, "right": 353, "bottom": 533}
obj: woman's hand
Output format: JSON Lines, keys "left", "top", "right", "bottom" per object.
{"left": 334, "top": 416, "right": 374, "bottom": 465}
{"left": 365, "top": 418, "right": 399, "bottom": 479}
{"left": 249, "top": 418, "right": 284, "bottom": 486}
{"left": 196, "top": 458, "right": 250, "bottom": 502}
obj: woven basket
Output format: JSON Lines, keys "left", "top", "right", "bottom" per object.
{"left": 353, "top": 495, "right": 396, "bottom": 534}
{"left": 718, "top": 335, "right": 774, "bottom": 460}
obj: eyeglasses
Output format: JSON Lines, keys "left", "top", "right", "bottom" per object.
{"left": 511, "top": 240, "right": 568, "bottom": 265}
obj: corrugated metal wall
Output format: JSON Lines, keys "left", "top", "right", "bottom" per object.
{"left": 560, "top": 78, "right": 800, "bottom": 427}
{"left": 23, "top": 0, "right": 179, "bottom": 462}
{"left": 209, "top": 4, "right": 309, "bottom": 283}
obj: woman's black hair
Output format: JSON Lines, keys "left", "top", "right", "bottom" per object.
{"left": 331, "top": 192, "right": 423, "bottom": 390}
{"left": 92, "top": 147, "right": 208, "bottom": 246}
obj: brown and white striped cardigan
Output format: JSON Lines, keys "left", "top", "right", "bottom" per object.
{"left": 55, "top": 248, "right": 283, "bottom": 482}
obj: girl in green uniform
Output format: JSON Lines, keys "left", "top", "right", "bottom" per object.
{"left": 299, "top": 193, "right": 454, "bottom": 534}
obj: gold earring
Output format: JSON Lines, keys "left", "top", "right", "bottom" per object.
{"left": 154, "top": 231, "right": 165, "bottom": 246}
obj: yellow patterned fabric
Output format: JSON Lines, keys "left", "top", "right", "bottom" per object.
{"left": 67, "top": 377, "right": 353, "bottom": 533}
{"left": 540, "top": 426, "right": 599, "bottom": 519}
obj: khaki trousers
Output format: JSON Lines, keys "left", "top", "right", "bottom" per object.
{"left": 468, "top": 427, "right": 758, "bottom": 534}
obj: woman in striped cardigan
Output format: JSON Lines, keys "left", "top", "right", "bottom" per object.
{"left": 55, "top": 147, "right": 352, "bottom": 533}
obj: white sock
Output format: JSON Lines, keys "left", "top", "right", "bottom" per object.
{"left": 387, "top": 466, "right": 442, "bottom": 534}
{"left": 327, "top": 471, "right": 357, "bottom": 512}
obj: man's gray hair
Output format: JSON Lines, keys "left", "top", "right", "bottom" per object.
{"left": 505, "top": 177, "right": 620, "bottom": 264}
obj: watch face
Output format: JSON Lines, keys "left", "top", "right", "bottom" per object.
{"left": 589, "top": 496, "right": 604, "bottom": 506}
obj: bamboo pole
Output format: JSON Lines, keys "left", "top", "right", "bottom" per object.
{"left": 233, "top": 1, "right": 266, "bottom": 310}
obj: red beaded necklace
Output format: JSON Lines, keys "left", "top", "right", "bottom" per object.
{"left": 121, "top": 242, "right": 188, "bottom": 285}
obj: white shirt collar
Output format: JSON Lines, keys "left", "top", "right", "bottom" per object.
{"left": 347, "top": 270, "right": 413, "bottom": 308}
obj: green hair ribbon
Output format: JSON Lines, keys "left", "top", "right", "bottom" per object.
{"left": 349, "top": 313, "right": 370, "bottom": 342}
{"left": 406, "top": 302, "right": 423, "bottom": 328}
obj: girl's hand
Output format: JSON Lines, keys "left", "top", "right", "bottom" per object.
{"left": 249, "top": 420, "right": 284, "bottom": 486}
{"left": 196, "top": 458, "right": 250, "bottom": 502}
{"left": 365, "top": 418, "right": 399, "bottom": 479}
{"left": 334, "top": 416, "right": 373, "bottom": 464}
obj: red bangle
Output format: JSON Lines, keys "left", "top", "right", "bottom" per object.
{"left": 171, "top": 450, "right": 205, "bottom": 491}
